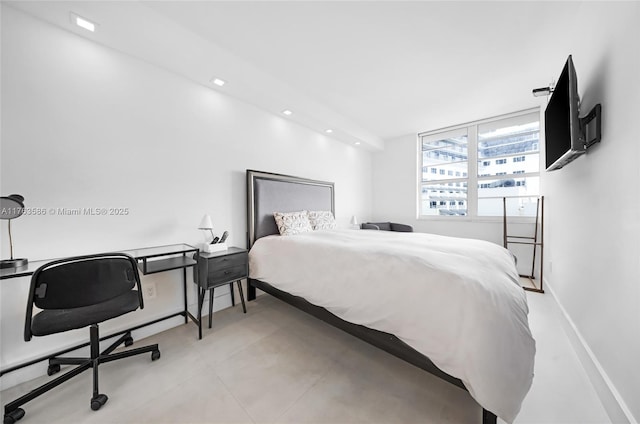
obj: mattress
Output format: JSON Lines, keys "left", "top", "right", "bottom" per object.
{"left": 249, "top": 229, "right": 535, "bottom": 423}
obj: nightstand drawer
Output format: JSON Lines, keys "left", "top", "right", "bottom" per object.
{"left": 207, "top": 264, "right": 247, "bottom": 286}
{"left": 207, "top": 252, "right": 248, "bottom": 270}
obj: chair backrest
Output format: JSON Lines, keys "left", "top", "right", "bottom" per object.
{"left": 24, "top": 253, "right": 143, "bottom": 339}
{"left": 362, "top": 222, "right": 392, "bottom": 231}
{"left": 29, "top": 253, "right": 141, "bottom": 309}
{"left": 370, "top": 222, "right": 392, "bottom": 231}
{"left": 361, "top": 222, "right": 413, "bottom": 232}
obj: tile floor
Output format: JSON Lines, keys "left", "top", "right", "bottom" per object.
{"left": 1, "top": 289, "right": 611, "bottom": 424}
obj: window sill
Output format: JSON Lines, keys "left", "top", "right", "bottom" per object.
{"left": 416, "top": 215, "right": 536, "bottom": 224}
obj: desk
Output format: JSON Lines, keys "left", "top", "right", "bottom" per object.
{"left": 0, "top": 244, "right": 198, "bottom": 280}
{"left": 0, "top": 243, "right": 199, "bottom": 377}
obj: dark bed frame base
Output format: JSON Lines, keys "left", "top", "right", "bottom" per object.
{"left": 247, "top": 279, "right": 497, "bottom": 424}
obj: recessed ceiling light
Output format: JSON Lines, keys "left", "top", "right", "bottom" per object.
{"left": 355, "top": 142, "right": 361, "bottom": 146}
{"left": 325, "top": 129, "right": 333, "bottom": 134}
{"left": 211, "top": 78, "right": 226, "bottom": 87}
{"left": 70, "top": 13, "right": 96, "bottom": 32}
{"left": 282, "top": 110, "right": 293, "bottom": 116}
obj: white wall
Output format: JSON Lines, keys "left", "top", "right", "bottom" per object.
{"left": 540, "top": 3, "right": 639, "bottom": 422}
{"left": 373, "top": 3, "right": 639, "bottom": 422}
{"left": 0, "top": 5, "right": 372, "bottom": 388}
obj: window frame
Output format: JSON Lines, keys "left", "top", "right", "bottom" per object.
{"left": 417, "top": 108, "right": 541, "bottom": 222}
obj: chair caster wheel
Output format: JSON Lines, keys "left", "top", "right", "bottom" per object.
{"left": 151, "top": 350, "right": 161, "bottom": 361}
{"left": 4, "top": 408, "right": 25, "bottom": 424}
{"left": 124, "top": 336, "right": 134, "bottom": 347}
{"left": 90, "top": 394, "right": 108, "bottom": 411}
{"left": 47, "top": 363, "right": 61, "bottom": 376}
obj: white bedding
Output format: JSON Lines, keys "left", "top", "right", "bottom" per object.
{"left": 249, "top": 229, "right": 535, "bottom": 422}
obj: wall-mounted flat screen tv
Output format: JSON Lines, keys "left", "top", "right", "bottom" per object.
{"left": 545, "top": 55, "right": 583, "bottom": 171}
{"left": 545, "top": 55, "right": 602, "bottom": 171}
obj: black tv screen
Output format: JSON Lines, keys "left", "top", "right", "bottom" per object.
{"left": 545, "top": 55, "right": 584, "bottom": 171}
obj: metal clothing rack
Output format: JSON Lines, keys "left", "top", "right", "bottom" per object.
{"left": 503, "top": 196, "right": 544, "bottom": 293}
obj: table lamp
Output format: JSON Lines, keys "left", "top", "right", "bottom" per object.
{"left": 198, "top": 214, "right": 228, "bottom": 253}
{"left": 198, "top": 214, "right": 215, "bottom": 241}
{"left": 1, "top": 194, "right": 28, "bottom": 269}
{"left": 350, "top": 215, "right": 359, "bottom": 229}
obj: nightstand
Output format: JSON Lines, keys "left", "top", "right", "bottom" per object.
{"left": 194, "top": 247, "right": 248, "bottom": 339}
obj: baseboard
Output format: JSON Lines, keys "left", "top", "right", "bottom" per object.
{"left": 544, "top": 278, "right": 637, "bottom": 424}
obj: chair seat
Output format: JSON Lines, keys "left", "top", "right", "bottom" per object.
{"left": 31, "top": 291, "right": 140, "bottom": 337}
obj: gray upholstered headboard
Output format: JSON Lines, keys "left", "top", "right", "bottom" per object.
{"left": 246, "top": 170, "right": 335, "bottom": 247}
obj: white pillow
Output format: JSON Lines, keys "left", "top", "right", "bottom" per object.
{"left": 273, "top": 210, "right": 313, "bottom": 236}
{"left": 308, "top": 210, "right": 336, "bottom": 230}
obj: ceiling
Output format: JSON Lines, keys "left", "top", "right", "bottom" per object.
{"left": 6, "top": 1, "right": 578, "bottom": 150}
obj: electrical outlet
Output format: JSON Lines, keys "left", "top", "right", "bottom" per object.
{"left": 144, "top": 282, "right": 156, "bottom": 300}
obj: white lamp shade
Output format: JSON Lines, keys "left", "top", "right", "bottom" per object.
{"left": 350, "top": 215, "right": 358, "bottom": 226}
{"left": 198, "top": 214, "right": 213, "bottom": 230}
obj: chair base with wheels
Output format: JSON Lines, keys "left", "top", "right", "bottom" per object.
{"left": 3, "top": 253, "right": 161, "bottom": 424}
{"left": 3, "top": 326, "right": 160, "bottom": 424}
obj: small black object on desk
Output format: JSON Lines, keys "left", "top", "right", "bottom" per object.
{"left": 193, "top": 247, "right": 248, "bottom": 339}
{"left": 0, "top": 194, "right": 29, "bottom": 269}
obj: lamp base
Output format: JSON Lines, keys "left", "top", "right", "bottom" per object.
{"left": 0, "top": 258, "right": 28, "bottom": 269}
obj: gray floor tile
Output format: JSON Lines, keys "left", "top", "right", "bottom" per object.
{"left": 1, "top": 290, "right": 611, "bottom": 424}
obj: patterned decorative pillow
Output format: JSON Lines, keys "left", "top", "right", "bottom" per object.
{"left": 308, "top": 210, "right": 336, "bottom": 230}
{"left": 273, "top": 210, "right": 313, "bottom": 236}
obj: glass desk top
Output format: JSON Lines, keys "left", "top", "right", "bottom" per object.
{"left": 0, "top": 243, "right": 198, "bottom": 280}
{"left": 121, "top": 243, "right": 198, "bottom": 260}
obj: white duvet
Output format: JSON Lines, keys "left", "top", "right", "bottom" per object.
{"left": 249, "top": 229, "right": 535, "bottom": 423}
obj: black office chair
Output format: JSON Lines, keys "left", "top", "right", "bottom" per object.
{"left": 3, "top": 253, "right": 161, "bottom": 424}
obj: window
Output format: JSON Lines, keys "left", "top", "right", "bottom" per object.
{"left": 419, "top": 128, "right": 468, "bottom": 216}
{"left": 419, "top": 110, "right": 540, "bottom": 218}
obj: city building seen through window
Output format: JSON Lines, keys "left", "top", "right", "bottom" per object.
{"left": 419, "top": 110, "right": 540, "bottom": 218}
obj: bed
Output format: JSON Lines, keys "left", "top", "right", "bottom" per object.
{"left": 245, "top": 169, "right": 535, "bottom": 424}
